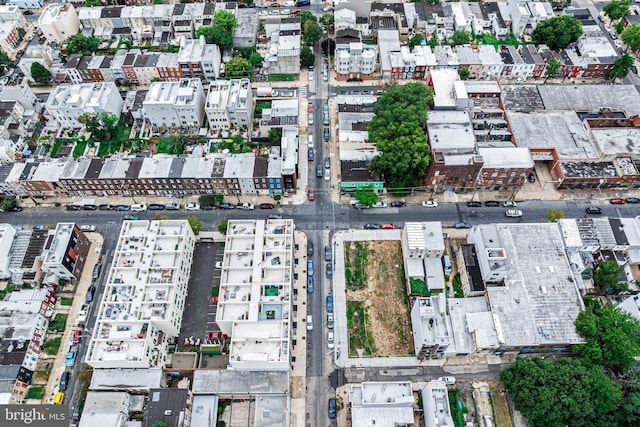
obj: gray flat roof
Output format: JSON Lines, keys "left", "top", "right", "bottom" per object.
{"left": 192, "top": 370, "right": 289, "bottom": 395}
{"left": 89, "top": 368, "right": 163, "bottom": 391}
{"left": 537, "top": 84, "right": 640, "bottom": 115}
{"left": 486, "top": 223, "right": 584, "bottom": 347}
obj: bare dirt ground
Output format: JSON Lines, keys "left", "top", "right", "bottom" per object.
{"left": 345, "top": 240, "right": 414, "bottom": 357}
{"left": 488, "top": 380, "right": 512, "bottom": 427}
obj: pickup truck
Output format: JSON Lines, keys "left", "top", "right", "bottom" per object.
{"left": 236, "top": 203, "right": 255, "bottom": 210}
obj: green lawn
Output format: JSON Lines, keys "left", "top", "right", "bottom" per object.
{"left": 268, "top": 74, "right": 296, "bottom": 82}
{"left": 346, "top": 301, "right": 376, "bottom": 357}
{"left": 49, "top": 313, "right": 67, "bottom": 333}
{"left": 44, "top": 337, "right": 62, "bottom": 355}
{"left": 72, "top": 139, "right": 90, "bottom": 158}
{"left": 60, "top": 297, "right": 73, "bottom": 306}
{"left": 50, "top": 138, "right": 68, "bottom": 157}
{"left": 25, "top": 385, "right": 45, "bottom": 400}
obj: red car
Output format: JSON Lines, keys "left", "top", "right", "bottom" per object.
{"left": 269, "top": 2, "right": 280, "bottom": 6}
{"left": 73, "top": 329, "right": 81, "bottom": 343}
{"left": 380, "top": 223, "right": 396, "bottom": 229}
{"left": 308, "top": 188, "right": 315, "bottom": 201}
{"left": 610, "top": 198, "right": 626, "bottom": 204}
{"left": 259, "top": 203, "right": 274, "bottom": 209}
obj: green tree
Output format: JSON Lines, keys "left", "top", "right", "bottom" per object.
{"left": 248, "top": 52, "right": 263, "bottom": 66}
{"left": 319, "top": 13, "right": 334, "bottom": 28}
{"left": 16, "top": 27, "right": 26, "bottom": 39}
{"left": 532, "top": 15, "right": 583, "bottom": 50}
{"left": 603, "top": 0, "right": 630, "bottom": 21}
{"left": 299, "top": 11, "right": 317, "bottom": 29}
{"left": 303, "top": 20, "right": 323, "bottom": 45}
{"left": 30, "top": 62, "right": 52, "bottom": 85}
{"left": 85, "top": 0, "right": 101, "bottom": 6}
{"left": 611, "top": 54, "right": 634, "bottom": 80}
{"left": 212, "top": 10, "right": 238, "bottom": 50}
{"left": 186, "top": 216, "right": 203, "bottom": 235}
{"left": 501, "top": 358, "right": 622, "bottom": 427}
{"left": 368, "top": 83, "right": 434, "bottom": 194}
{"left": 408, "top": 34, "right": 426, "bottom": 50}
{"left": 449, "top": 30, "right": 471, "bottom": 46}
{"left": 544, "top": 58, "right": 561, "bottom": 81}
{"left": 615, "top": 392, "right": 640, "bottom": 426}
{"left": 0, "top": 50, "right": 11, "bottom": 75}
{"left": 224, "top": 57, "right": 252, "bottom": 77}
{"left": 427, "top": 35, "right": 438, "bottom": 48}
{"left": 198, "top": 194, "right": 217, "bottom": 208}
{"left": 215, "top": 193, "right": 225, "bottom": 204}
{"left": 574, "top": 298, "right": 640, "bottom": 372}
{"left": 614, "top": 20, "right": 626, "bottom": 35}
{"left": 0, "top": 197, "right": 17, "bottom": 212}
{"left": 267, "top": 128, "right": 281, "bottom": 146}
{"left": 218, "top": 218, "right": 229, "bottom": 234}
{"left": 593, "top": 260, "right": 625, "bottom": 293}
{"left": 149, "top": 422, "right": 168, "bottom": 427}
{"left": 458, "top": 67, "right": 470, "bottom": 80}
{"left": 544, "top": 208, "right": 564, "bottom": 222}
{"left": 65, "top": 34, "right": 101, "bottom": 56}
{"left": 354, "top": 189, "right": 378, "bottom": 207}
{"left": 77, "top": 112, "right": 119, "bottom": 141}
{"left": 622, "top": 24, "right": 640, "bottom": 49}
{"left": 195, "top": 27, "right": 216, "bottom": 44}
{"left": 549, "top": 0, "right": 571, "bottom": 10}
{"left": 300, "top": 46, "right": 315, "bottom": 67}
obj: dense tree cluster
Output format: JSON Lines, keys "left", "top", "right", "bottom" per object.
{"left": 368, "top": 83, "right": 433, "bottom": 194}
{"left": 611, "top": 54, "right": 635, "bottom": 79}
{"left": 603, "top": 0, "right": 630, "bottom": 21}
{"left": 31, "top": 62, "right": 51, "bottom": 85}
{"left": 65, "top": 34, "right": 101, "bottom": 56}
{"left": 532, "top": 15, "right": 582, "bottom": 50}
{"left": 622, "top": 24, "right": 640, "bottom": 49}
{"left": 195, "top": 10, "right": 238, "bottom": 50}
{"left": 77, "top": 112, "right": 119, "bottom": 141}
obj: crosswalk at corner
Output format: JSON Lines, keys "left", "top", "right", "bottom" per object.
{"left": 298, "top": 86, "right": 308, "bottom": 98}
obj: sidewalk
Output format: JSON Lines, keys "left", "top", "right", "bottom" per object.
{"left": 41, "top": 233, "right": 103, "bottom": 404}
{"left": 290, "top": 230, "right": 309, "bottom": 427}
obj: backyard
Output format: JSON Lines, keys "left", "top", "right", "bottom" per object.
{"left": 344, "top": 240, "right": 414, "bottom": 357}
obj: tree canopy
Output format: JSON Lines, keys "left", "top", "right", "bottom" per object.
{"left": 198, "top": 195, "right": 217, "bottom": 208}
{"left": 303, "top": 20, "right": 323, "bottom": 45}
{"left": 501, "top": 358, "right": 622, "bottom": 427}
{"left": 300, "top": 46, "right": 315, "bottom": 67}
{"left": 603, "top": 0, "right": 630, "bottom": 21}
{"left": 224, "top": 57, "right": 252, "bottom": 78}
{"left": 544, "top": 208, "right": 564, "bottom": 222}
{"left": 77, "top": 112, "right": 119, "bottom": 141}
{"left": 196, "top": 10, "right": 238, "bottom": 50}
{"left": 544, "top": 58, "right": 561, "bottom": 79}
{"left": 532, "top": 15, "right": 582, "bottom": 50}
{"left": 353, "top": 189, "right": 378, "bottom": 207}
{"left": 0, "top": 50, "right": 11, "bottom": 76}
{"left": 449, "top": 30, "right": 471, "bottom": 46}
{"left": 319, "top": 13, "right": 334, "bottom": 28}
{"left": 0, "top": 197, "right": 17, "bottom": 212}
{"left": 574, "top": 298, "right": 640, "bottom": 372}
{"left": 299, "top": 11, "right": 317, "bottom": 29}
{"left": 458, "top": 67, "right": 470, "bottom": 80}
{"left": 31, "top": 62, "right": 51, "bottom": 85}
{"left": 621, "top": 24, "right": 640, "bottom": 49}
{"left": 408, "top": 34, "right": 426, "bottom": 51}
{"left": 593, "top": 260, "right": 626, "bottom": 293}
{"left": 368, "top": 83, "right": 433, "bottom": 194}
{"left": 186, "top": 216, "right": 203, "bottom": 235}
{"left": 65, "top": 34, "right": 101, "bottom": 56}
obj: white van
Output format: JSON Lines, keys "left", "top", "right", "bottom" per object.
{"left": 306, "top": 315, "right": 313, "bottom": 330}
{"left": 130, "top": 204, "right": 147, "bottom": 212}
{"left": 308, "top": 135, "right": 314, "bottom": 147}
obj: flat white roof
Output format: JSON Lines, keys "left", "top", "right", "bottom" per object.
{"left": 427, "top": 110, "right": 475, "bottom": 151}
{"left": 477, "top": 147, "right": 533, "bottom": 169}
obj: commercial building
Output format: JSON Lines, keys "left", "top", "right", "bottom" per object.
{"left": 45, "top": 82, "right": 124, "bottom": 130}
{"left": 142, "top": 78, "right": 206, "bottom": 130}
{"left": 215, "top": 219, "right": 295, "bottom": 371}
{"left": 85, "top": 220, "right": 196, "bottom": 369}
{"left": 349, "top": 381, "right": 414, "bottom": 427}
{"left": 205, "top": 79, "right": 254, "bottom": 133}
{"left": 38, "top": 3, "right": 80, "bottom": 45}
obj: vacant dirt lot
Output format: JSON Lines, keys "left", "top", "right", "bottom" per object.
{"left": 345, "top": 240, "right": 414, "bottom": 357}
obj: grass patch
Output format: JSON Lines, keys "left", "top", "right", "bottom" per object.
{"left": 97, "top": 119, "right": 130, "bottom": 157}
{"left": 35, "top": 362, "right": 52, "bottom": 382}
{"left": 268, "top": 73, "right": 296, "bottom": 82}
{"left": 50, "top": 138, "right": 66, "bottom": 157}
{"left": 156, "top": 138, "right": 183, "bottom": 155}
{"left": 25, "top": 385, "right": 45, "bottom": 400}
{"left": 72, "top": 139, "right": 90, "bottom": 158}
{"left": 346, "top": 301, "right": 376, "bottom": 357}
{"left": 452, "top": 273, "right": 464, "bottom": 298}
{"left": 44, "top": 337, "right": 62, "bottom": 356}
{"left": 76, "top": 365, "right": 93, "bottom": 405}
{"left": 49, "top": 313, "right": 68, "bottom": 333}
{"left": 255, "top": 101, "right": 272, "bottom": 118}
{"left": 344, "top": 241, "right": 369, "bottom": 290}
{"left": 448, "top": 389, "right": 469, "bottom": 427}
{"left": 0, "top": 284, "right": 17, "bottom": 300}
{"left": 60, "top": 297, "right": 73, "bottom": 306}
{"left": 410, "top": 278, "right": 431, "bottom": 296}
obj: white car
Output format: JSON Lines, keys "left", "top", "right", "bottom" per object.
{"left": 280, "top": 9, "right": 291, "bottom": 15}
{"left": 324, "top": 169, "right": 330, "bottom": 181}
{"left": 505, "top": 209, "right": 523, "bottom": 218}
{"left": 80, "top": 225, "right": 96, "bottom": 232}
{"left": 422, "top": 200, "right": 438, "bottom": 208}
{"left": 502, "top": 201, "right": 517, "bottom": 208}
{"left": 327, "top": 331, "right": 335, "bottom": 349}
{"left": 372, "top": 201, "right": 387, "bottom": 208}
{"left": 215, "top": 261, "right": 223, "bottom": 269}
{"left": 185, "top": 203, "right": 200, "bottom": 211}
{"left": 130, "top": 204, "right": 147, "bottom": 212}
{"left": 439, "top": 376, "right": 456, "bottom": 385}
{"left": 322, "top": 5, "right": 333, "bottom": 12}
{"left": 309, "top": 71, "right": 313, "bottom": 81}
{"left": 308, "top": 135, "right": 314, "bottom": 148}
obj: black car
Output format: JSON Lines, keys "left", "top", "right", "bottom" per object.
{"left": 202, "top": 205, "right": 216, "bottom": 210}
{"left": 148, "top": 203, "right": 165, "bottom": 210}
{"left": 24, "top": 10, "right": 34, "bottom": 15}
{"left": 466, "top": 201, "right": 482, "bottom": 208}
{"left": 483, "top": 201, "right": 499, "bottom": 207}
{"left": 390, "top": 201, "right": 406, "bottom": 208}
{"left": 115, "top": 205, "right": 130, "bottom": 211}
{"left": 99, "top": 204, "right": 114, "bottom": 211}
{"left": 626, "top": 197, "right": 640, "bottom": 204}
{"left": 86, "top": 286, "right": 96, "bottom": 303}
{"left": 59, "top": 371, "right": 70, "bottom": 391}
{"left": 92, "top": 263, "right": 101, "bottom": 280}
{"left": 82, "top": 204, "right": 97, "bottom": 210}
{"left": 317, "top": 164, "right": 323, "bottom": 177}
{"left": 364, "top": 223, "right": 380, "bottom": 230}
{"left": 528, "top": 172, "right": 536, "bottom": 183}
{"left": 218, "top": 202, "right": 235, "bottom": 209}
{"left": 454, "top": 222, "right": 472, "bottom": 229}
{"left": 586, "top": 206, "right": 602, "bottom": 214}
{"left": 66, "top": 205, "right": 83, "bottom": 211}
{"left": 324, "top": 157, "right": 331, "bottom": 169}
{"left": 308, "top": 148, "right": 315, "bottom": 161}
{"left": 307, "top": 241, "right": 314, "bottom": 256}
{"left": 326, "top": 263, "right": 333, "bottom": 279}
{"left": 9, "top": 206, "right": 23, "bottom": 212}
{"left": 323, "top": 127, "right": 330, "bottom": 141}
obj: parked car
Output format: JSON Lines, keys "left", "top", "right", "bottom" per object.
{"left": 325, "top": 245, "right": 332, "bottom": 262}
{"left": 308, "top": 148, "right": 315, "bottom": 161}
{"left": 82, "top": 204, "right": 97, "bottom": 210}
{"left": 185, "top": 203, "right": 200, "bottom": 211}
{"left": 165, "top": 203, "right": 181, "bottom": 210}
{"left": 626, "top": 197, "right": 640, "bottom": 204}
{"left": 586, "top": 206, "right": 602, "bottom": 214}
{"left": 99, "top": 204, "right": 114, "bottom": 211}
{"left": 364, "top": 223, "right": 380, "bottom": 229}
{"left": 327, "top": 331, "right": 335, "bottom": 349}
{"left": 86, "top": 286, "right": 96, "bottom": 302}
{"left": 66, "top": 205, "right": 82, "bottom": 211}
{"left": 123, "top": 214, "right": 139, "bottom": 220}
{"left": 328, "top": 398, "right": 336, "bottom": 419}
{"left": 324, "top": 157, "right": 331, "bottom": 168}
{"left": 528, "top": 172, "right": 536, "bottom": 183}
{"left": 327, "top": 312, "right": 334, "bottom": 329}
{"left": 59, "top": 371, "right": 70, "bottom": 391}
{"left": 372, "top": 201, "right": 387, "bottom": 208}
{"left": 326, "top": 263, "right": 333, "bottom": 278}
{"left": 324, "top": 127, "right": 330, "bottom": 141}
{"left": 354, "top": 203, "right": 369, "bottom": 210}
{"left": 307, "top": 260, "right": 314, "bottom": 276}
{"left": 218, "top": 202, "right": 235, "bottom": 209}
{"left": 148, "top": 203, "right": 165, "bottom": 210}
{"left": 236, "top": 203, "right": 255, "bottom": 210}
{"left": 307, "top": 276, "right": 313, "bottom": 293}
{"left": 502, "top": 201, "right": 517, "bottom": 207}
{"left": 65, "top": 351, "right": 76, "bottom": 367}
{"left": 79, "top": 225, "right": 96, "bottom": 232}
{"left": 390, "top": 201, "right": 406, "bottom": 207}
{"left": 92, "top": 263, "right": 101, "bottom": 280}
{"left": 307, "top": 315, "right": 313, "bottom": 330}
{"left": 72, "top": 329, "right": 81, "bottom": 343}
{"left": 259, "top": 203, "right": 274, "bottom": 209}
{"left": 439, "top": 376, "right": 456, "bottom": 385}
{"left": 8, "top": 206, "right": 22, "bottom": 212}
{"left": 484, "top": 200, "right": 500, "bottom": 207}
{"left": 324, "top": 169, "right": 330, "bottom": 181}
{"left": 454, "top": 222, "right": 472, "bottom": 229}
{"left": 466, "top": 201, "right": 482, "bottom": 208}
{"left": 326, "top": 295, "right": 333, "bottom": 312}
{"left": 308, "top": 188, "right": 315, "bottom": 201}
{"left": 308, "top": 113, "right": 314, "bottom": 125}
{"left": 33, "top": 225, "right": 46, "bottom": 230}
{"left": 610, "top": 198, "right": 626, "bottom": 204}
{"left": 130, "top": 204, "right": 147, "bottom": 212}
{"left": 115, "top": 205, "right": 130, "bottom": 211}
{"left": 268, "top": 214, "right": 283, "bottom": 219}
{"left": 307, "top": 240, "right": 314, "bottom": 256}
{"left": 380, "top": 223, "right": 396, "bottom": 229}
{"left": 317, "top": 164, "right": 323, "bottom": 177}
{"left": 505, "top": 209, "right": 523, "bottom": 218}
{"left": 422, "top": 200, "right": 438, "bottom": 208}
